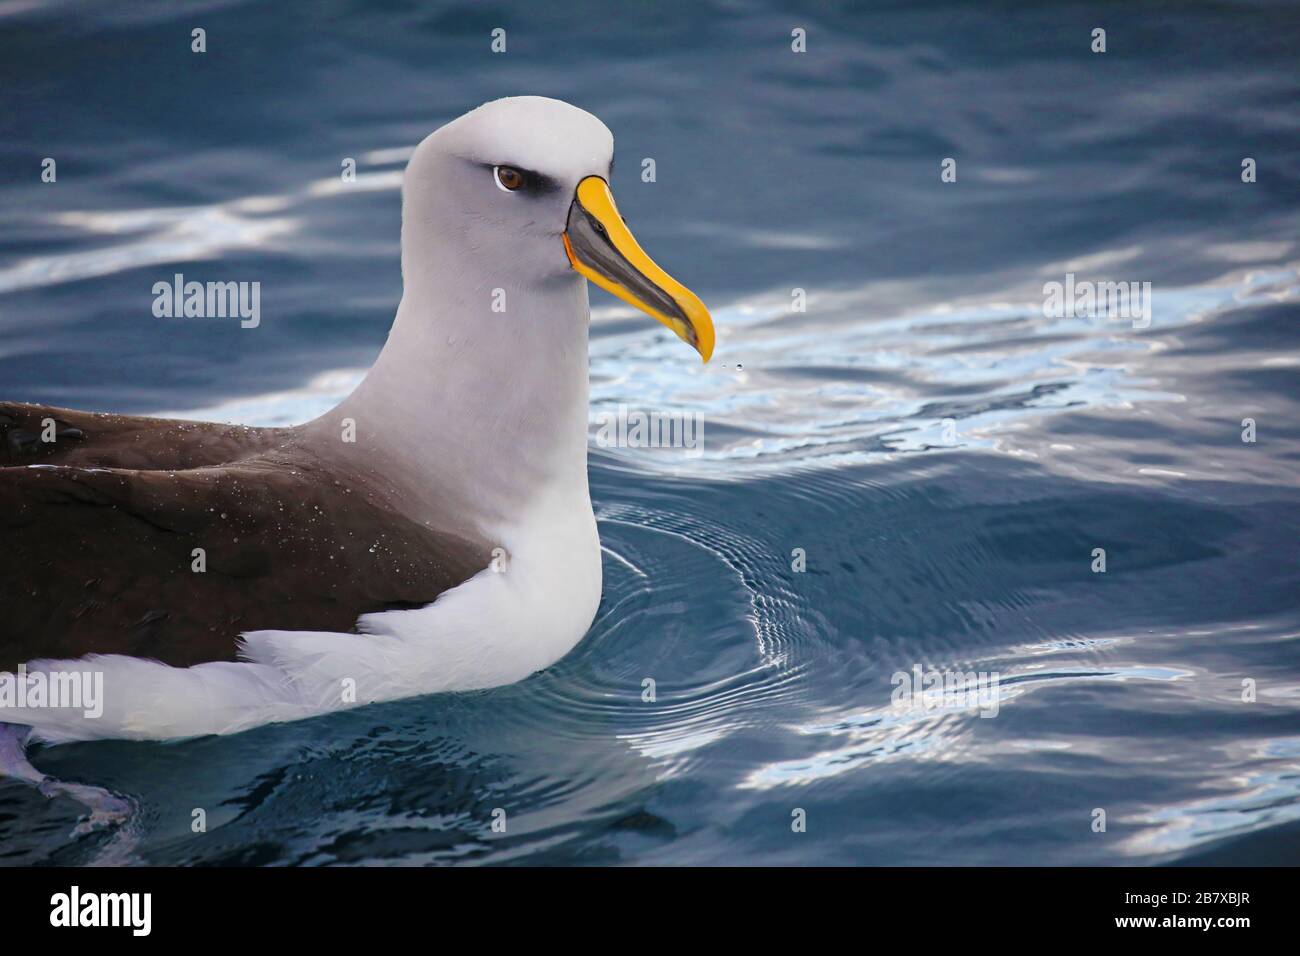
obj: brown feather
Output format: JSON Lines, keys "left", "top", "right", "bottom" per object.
{"left": 0, "top": 402, "right": 487, "bottom": 669}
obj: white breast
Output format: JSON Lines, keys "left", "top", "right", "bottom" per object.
{"left": 21, "top": 488, "right": 602, "bottom": 744}
{"left": 319, "top": 485, "right": 604, "bottom": 697}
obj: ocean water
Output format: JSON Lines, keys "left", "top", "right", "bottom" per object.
{"left": 2, "top": 0, "right": 1299, "bottom": 865}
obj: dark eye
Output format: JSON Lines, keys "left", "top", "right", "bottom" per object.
{"left": 494, "top": 166, "right": 524, "bottom": 191}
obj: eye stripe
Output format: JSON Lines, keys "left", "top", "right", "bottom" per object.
{"left": 485, "top": 162, "right": 561, "bottom": 196}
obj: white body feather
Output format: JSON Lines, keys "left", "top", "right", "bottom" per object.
{"left": 21, "top": 490, "right": 600, "bottom": 743}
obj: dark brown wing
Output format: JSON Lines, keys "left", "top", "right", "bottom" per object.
{"left": 0, "top": 402, "right": 287, "bottom": 471}
{"left": 0, "top": 403, "right": 487, "bottom": 669}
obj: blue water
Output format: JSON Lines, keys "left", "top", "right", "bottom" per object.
{"left": 2, "top": 0, "right": 1300, "bottom": 865}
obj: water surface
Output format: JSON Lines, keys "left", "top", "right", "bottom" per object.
{"left": 1, "top": 0, "right": 1299, "bottom": 865}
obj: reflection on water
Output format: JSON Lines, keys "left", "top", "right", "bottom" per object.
{"left": 2, "top": 0, "right": 1299, "bottom": 865}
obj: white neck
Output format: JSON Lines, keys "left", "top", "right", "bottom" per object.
{"left": 309, "top": 231, "right": 594, "bottom": 541}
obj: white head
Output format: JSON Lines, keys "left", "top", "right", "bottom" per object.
{"left": 403, "top": 97, "right": 609, "bottom": 286}
{"left": 400, "top": 96, "right": 713, "bottom": 359}
{"left": 323, "top": 97, "right": 713, "bottom": 532}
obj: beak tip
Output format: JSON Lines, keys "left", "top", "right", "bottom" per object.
{"left": 693, "top": 316, "right": 715, "bottom": 364}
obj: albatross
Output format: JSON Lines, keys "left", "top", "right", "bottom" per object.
{"left": 0, "top": 96, "right": 713, "bottom": 823}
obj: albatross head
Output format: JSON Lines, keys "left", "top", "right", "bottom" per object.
{"left": 401, "top": 95, "right": 714, "bottom": 362}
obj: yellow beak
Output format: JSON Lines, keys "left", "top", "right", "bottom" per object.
{"left": 563, "top": 176, "right": 714, "bottom": 363}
